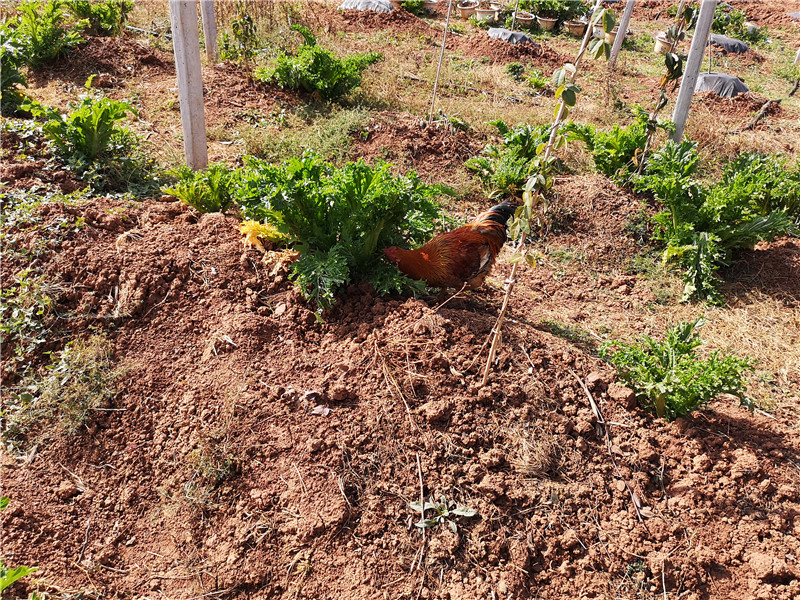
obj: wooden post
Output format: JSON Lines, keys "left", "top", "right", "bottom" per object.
{"left": 199, "top": 0, "right": 218, "bottom": 63}
{"left": 169, "top": 0, "right": 208, "bottom": 170}
{"left": 671, "top": 0, "right": 717, "bottom": 142}
{"left": 608, "top": 0, "right": 635, "bottom": 70}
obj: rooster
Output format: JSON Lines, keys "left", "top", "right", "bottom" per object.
{"left": 383, "top": 201, "right": 517, "bottom": 289}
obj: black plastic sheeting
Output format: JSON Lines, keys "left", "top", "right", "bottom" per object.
{"left": 709, "top": 34, "right": 749, "bottom": 53}
{"left": 487, "top": 28, "right": 536, "bottom": 45}
{"left": 694, "top": 72, "right": 749, "bottom": 98}
{"left": 337, "top": 0, "right": 393, "bottom": 12}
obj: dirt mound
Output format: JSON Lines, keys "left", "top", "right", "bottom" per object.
{"left": 353, "top": 112, "right": 482, "bottom": 182}
{"left": 30, "top": 36, "right": 171, "bottom": 90}
{"left": 450, "top": 33, "right": 568, "bottom": 68}
{"left": 337, "top": 6, "right": 434, "bottom": 35}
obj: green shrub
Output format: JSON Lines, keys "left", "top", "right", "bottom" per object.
{"left": 220, "top": 0, "right": 258, "bottom": 66}
{"left": 70, "top": 0, "right": 134, "bottom": 36}
{"left": 520, "top": 0, "right": 591, "bottom": 21}
{"left": 466, "top": 119, "right": 552, "bottom": 198}
{"left": 12, "top": 0, "right": 85, "bottom": 69}
{"left": 564, "top": 108, "right": 669, "bottom": 182}
{"left": 0, "top": 22, "right": 29, "bottom": 115}
{"left": 234, "top": 152, "right": 449, "bottom": 308}
{"left": 717, "top": 153, "right": 800, "bottom": 219}
{"left": 636, "top": 140, "right": 798, "bottom": 303}
{"left": 711, "top": 5, "right": 746, "bottom": 36}
{"left": 255, "top": 25, "right": 382, "bottom": 101}
{"left": 600, "top": 318, "right": 755, "bottom": 421}
{"left": 163, "top": 164, "right": 236, "bottom": 214}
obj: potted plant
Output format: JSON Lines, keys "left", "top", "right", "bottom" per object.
{"left": 475, "top": 2, "right": 499, "bottom": 22}
{"left": 563, "top": 0, "right": 592, "bottom": 36}
{"left": 525, "top": 0, "right": 561, "bottom": 30}
{"left": 457, "top": 0, "right": 479, "bottom": 19}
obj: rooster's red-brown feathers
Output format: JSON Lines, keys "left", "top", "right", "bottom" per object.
{"left": 383, "top": 202, "right": 517, "bottom": 289}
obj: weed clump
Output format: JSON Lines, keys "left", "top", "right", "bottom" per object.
{"left": 4, "top": 335, "right": 125, "bottom": 446}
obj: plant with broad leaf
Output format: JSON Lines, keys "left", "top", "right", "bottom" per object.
{"left": 410, "top": 495, "right": 479, "bottom": 533}
{"left": 635, "top": 140, "right": 798, "bottom": 303}
{"left": 465, "top": 120, "right": 553, "bottom": 200}
{"left": 233, "top": 152, "right": 449, "bottom": 309}
{"left": 480, "top": 0, "right": 614, "bottom": 386}
{"left": 600, "top": 318, "right": 755, "bottom": 421}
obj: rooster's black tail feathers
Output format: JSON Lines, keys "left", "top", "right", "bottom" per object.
{"left": 481, "top": 201, "right": 518, "bottom": 227}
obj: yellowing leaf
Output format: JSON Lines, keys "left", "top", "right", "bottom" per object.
{"left": 238, "top": 220, "right": 286, "bottom": 253}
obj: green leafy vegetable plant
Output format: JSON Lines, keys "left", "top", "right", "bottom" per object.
{"left": 410, "top": 495, "right": 479, "bottom": 533}
{"left": 465, "top": 119, "right": 552, "bottom": 199}
{"left": 12, "top": 0, "right": 85, "bottom": 69}
{"left": 70, "top": 0, "right": 134, "bottom": 36}
{"left": 25, "top": 87, "right": 153, "bottom": 193}
{"left": 636, "top": 140, "right": 798, "bottom": 303}
{"left": 234, "top": 152, "right": 448, "bottom": 308}
{"left": 600, "top": 318, "right": 755, "bottom": 421}
{"left": 163, "top": 164, "right": 236, "bottom": 214}
{"left": 564, "top": 107, "right": 670, "bottom": 182}
{"left": 0, "top": 23, "right": 29, "bottom": 115}
{"left": 255, "top": 25, "right": 382, "bottom": 101}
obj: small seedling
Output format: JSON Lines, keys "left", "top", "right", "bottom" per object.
{"left": 409, "top": 495, "right": 478, "bottom": 533}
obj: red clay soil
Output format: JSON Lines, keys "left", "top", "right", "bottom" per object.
{"left": 3, "top": 184, "right": 800, "bottom": 599}
{"left": 3, "top": 8, "right": 800, "bottom": 600}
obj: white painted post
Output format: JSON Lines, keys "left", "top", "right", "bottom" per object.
{"left": 671, "top": 0, "right": 717, "bottom": 142}
{"left": 608, "top": 0, "right": 635, "bottom": 70}
{"left": 794, "top": 45, "right": 800, "bottom": 66}
{"left": 169, "top": 0, "right": 208, "bottom": 170}
{"left": 199, "top": 0, "right": 218, "bottom": 63}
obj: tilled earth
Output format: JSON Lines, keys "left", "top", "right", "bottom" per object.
{"left": 2, "top": 3, "right": 800, "bottom": 600}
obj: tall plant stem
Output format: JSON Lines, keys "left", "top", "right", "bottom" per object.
{"left": 480, "top": 0, "right": 603, "bottom": 387}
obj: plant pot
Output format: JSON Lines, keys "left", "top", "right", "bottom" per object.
{"left": 536, "top": 15, "right": 558, "bottom": 31}
{"left": 604, "top": 27, "right": 619, "bottom": 45}
{"left": 653, "top": 35, "right": 672, "bottom": 54}
{"left": 564, "top": 20, "right": 587, "bottom": 37}
{"left": 475, "top": 7, "right": 498, "bottom": 22}
{"left": 457, "top": 0, "right": 479, "bottom": 19}
{"left": 514, "top": 10, "right": 535, "bottom": 27}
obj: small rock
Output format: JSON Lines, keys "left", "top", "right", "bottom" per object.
{"left": 420, "top": 400, "right": 449, "bottom": 423}
{"left": 608, "top": 383, "right": 637, "bottom": 409}
{"left": 586, "top": 371, "right": 607, "bottom": 392}
{"left": 328, "top": 383, "right": 351, "bottom": 402}
{"left": 55, "top": 480, "right": 80, "bottom": 500}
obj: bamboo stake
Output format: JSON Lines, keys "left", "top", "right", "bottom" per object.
{"left": 480, "top": 0, "right": 603, "bottom": 387}
{"left": 429, "top": 0, "right": 454, "bottom": 122}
